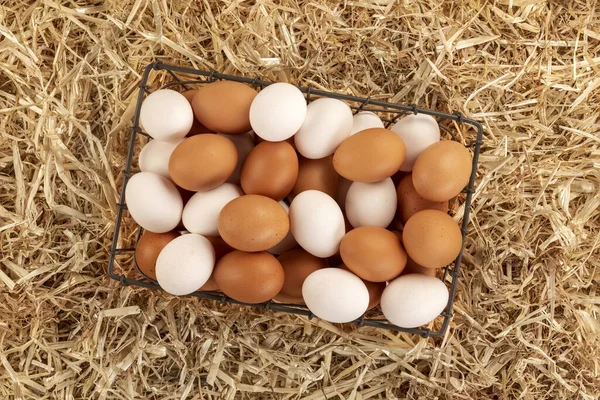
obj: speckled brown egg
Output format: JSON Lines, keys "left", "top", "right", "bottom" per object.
{"left": 337, "top": 264, "right": 385, "bottom": 310}
{"left": 277, "top": 248, "right": 327, "bottom": 299}
{"left": 241, "top": 141, "right": 298, "bottom": 201}
{"left": 340, "top": 227, "right": 407, "bottom": 282}
{"left": 402, "top": 209, "right": 462, "bottom": 269}
{"left": 182, "top": 90, "right": 212, "bottom": 136}
{"left": 169, "top": 134, "right": 238, "bottom": 191}
{"left": 135, "top": 230, "right": 180, "bottom": 280}
{"left": 192, "top": 81, "right": 257, "bottom": 135}
{"left": 333, "top": 128, "right": 406, "bottom": 182}
{"left": 218, "top": 195, "right": 289, "bottom": 252}
{"left": 213, "top": 251, "right": 284, "bottom": 303}
{"left": 289, "top": 155, "right": 339, "bottom": 201}
{"left": 412, "top": 140, "right": 472, "bottom": 202}
{"left": 397, "top": 174, "right": 448, "bottom": 224}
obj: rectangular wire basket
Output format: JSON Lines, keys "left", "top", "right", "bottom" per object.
{"left": 108, "top": 61, "right": 483, "bottom": 338}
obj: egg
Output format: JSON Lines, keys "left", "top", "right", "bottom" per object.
{"left": 219, "top": 132, "right": 254, "bottom": 184}
{"left": 402, "top": 210, "right": 463, "bottom": 269}
{"left": 396, "top": 174, "right": 448, "bottom": 224}
{"left": 351, "top": 111, "right": 384, "bottom": 135}
{"left": 294, "top": 98, "right": 353, "bottom": 159}
{"left": 181, "top": 90, "right": 213, "bottom": 136}
{"left": 333, "top": 128, "right": 406, "bottom": 182}
{"left": 125, "top": 172, "right": 183, "bottom": 233}
{"left": 276, "top": 248, "right": 327, "bottom": 301}
{"left": 289, "top": 190, "right": 345, "bottom": 258}
{"left": 241, "top": 141, "right": 298, "bottom": 200}
{"left": 191, "top": 81, "right": 257, "bottom": 135}
{"left": 289, "top": 155, "right": 339, "bottom": 201}
{"left": 381, "top": 274, "right": 449, "bottom": 328}
{"left": 135, "top": 230, "right": 180, "bottom": 280}
{"left": 213, "top": 251, "right": 284, "bottom": 303}
{"left": 335, "top": 177, "right": 352, "bottom": 210}
{"left": 155, "top": 234, "right": 215, "bottom": 296}
{"left": 250, "top": 82, "right": 307, "bottom": 141}
{"left": 199, "top": 236, "right": 235, "bottom": 291}
{"left": 390, "top": 114, "right": 441, "bottom": 171}
{"left": 182, "top": 183, "right": 243, "bottom": 236}
{"left": 302, "top": 268, "right": 369, "bottom": 323}
{"left": 218, "top": 195, "right": 289, "bottom": 252}
{"left": 267, "top": 201, "right": 298, "bottom": 255}
{"left": 412, "top": 141, "right": 472, "bottom": 202}
{"left": 169, "top": 134, "right": 238, "bottom": 192}
{"left": 340, "top": 227, "right": 406, "bottom": 282}
{"left": 139, "top": 140, "right": 182, "bottom": 179}
{"left": 345, "top": 178, "right": 397, "bottom": 228}
{"left": 402, "top": 257, "right": 437, "bottom": 277}
{"left": 337, "top": 264, "right": 385, "bottom": 310}
{"left": 139, "top": 89, "right": 194, "bottom": 141}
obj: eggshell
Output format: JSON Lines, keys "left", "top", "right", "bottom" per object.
{"left": 169, "top": 134, "right": 238, "bottom": 192}
{"left": 140, "top": 89, "right": 194, "bottom": 141}
{"left": 396, "top": 174, "right": 448, "bottom": 224}
{"left": 218, "top": 195, "right": 289, "bottom": 252}
{"left": 337, "top": 265, "right": 385, "bottom": 310}
{"left": 182, "top": 90, "right": 213, "bottom": 135}
{"left": 294, "top": 98, "right": 353, "bottom": 159}
{"left": 267, "top": 201, "right": 298, "bottom": 255}
{"left": 125, "top": 172, "right": 183, "bottom": 233}
{"left": 381, "top": 274, "right": 449, "bottom": 328}
{"left": 191, "top": 81, "right": 257, "bottom": 135}
{"left": 155, "top": 234, "right": 215, "bottom": 296}
{"left": 335, "top": 177, "right": 352, "bottom": 210}
{"left": 390, "top": 114, "right": 441, "bottom": 171}
{"left": 351, "top": 111, "right": 384, "bottom": 135}
{"left": 250, "top": 82, "right": 307, "bottom": 141}
{"left": 213, "top": 251, "right": 284, "bottom": 303}
{"left": 340, "top": 227, "right": 407, "bottom": 282}
{"left": 402, "top": 210, "right": 463, "bottom": 269}
{"left": 412, "top": 141, "right": 472, "bottom": 202}
{"left": 402, "top": 257, "right": 437, "bottom": 277}
{"left": 333, "top": 128, "right": 406, "bottom": 182}
{"left": 302, "top": 268, "right": 369, "bottom": 323}
{"left": 199, "top": 236, "right": 235, "bottom": 291}
{"left": 289, "top": 190, "right": 345, "bottom": 258}
{"left": 219, "top": 132, "right": 254, "bottom": 184}
{"left": 135, "top": 231, "right": 180, "bottom": 280}
{"left": 241, "top": 141, "right": 298, "bottom": 200}
{"left": 277, "top": 248, "right": 327, "bottom": 298}
{"left": 139, "top": 140, "right": 182, "bottom": 179}
{"left": 182, "top": 183, "right": 243, "bottom": 236}
{"left": 345, "top": 178, "right": 397, "bottom": 228}
{"left": 290, "top": 155, "right": 339, "bottom": 201}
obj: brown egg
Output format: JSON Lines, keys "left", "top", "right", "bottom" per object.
{"left": 277, "top": 248, "right": 327, "bottom": 298}
{"left": 340, "top": 227, "right": 407, "bottom": 282}
{"left": 213, "top": 251, "right": 284, "bottom": 303}
{"left": 337, "top": 264, "right": 385, "bottom": 310}
{"left": 402, "top": 209, "right": 463, "bottom": 269}
{"left": 192, "top": 81, "right": 257, "bottom": 135}
{"left": 333, "top": 128, "right": 406, "bottom": 182}
{"left": 169, "top": 134, "right": 238, "bottom": 191}
{"left": 175, "top": 185, "right": 195, "bottom": 230}
{"left": 218, "top": 195, "right": 289, "bottom": 252}
{"left": 255, "top": 134, "right": 296, "bottom": 150}
{"left": 181, "top": 90, "right": 212, "bottom": 136}
{"left": 397, "top": 174, "right": 449, "bottom": 224}
{"left": 273, "top": 292, "right": 303, "bottom": 304}
{"left": 402, "top": 257, "right": 437, "bottom": 277}
{"left": 412, "top": 141, "right": 472, "bottom": 202}
{"left": 205, "top": 236, "right": 234, "bottom": 261}
{"left": 289, "top": 155, "right": 339, "bottom": 201}
{"left": 199, "top": 274, "right": 220, "bottom": 291}
{"left": 241, "top": 141, "right": 298, "bottom": 201}
{"left": 135, "top": 231, "right": 180, "bottom": 280}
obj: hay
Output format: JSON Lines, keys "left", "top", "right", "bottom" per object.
{"left": 1, "top": 0, "right": 599, "bottom": 399}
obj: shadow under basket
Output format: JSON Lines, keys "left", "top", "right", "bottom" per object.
{"left": 108, "top": 61, "right": 483, "bottom": 338}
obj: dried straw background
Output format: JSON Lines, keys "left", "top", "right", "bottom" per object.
{"left": 1, "top": 0, "right": 600, "bottom": 399}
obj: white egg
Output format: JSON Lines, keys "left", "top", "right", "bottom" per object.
{"left": 390, "top": 114, "right": 440, "bottom": 171}
{"left": 250, "top": 83, "right": 307, "bottom": 142}
{"left": 218, "top": 132, "right": 254, "bottom": 184}
{"left": 345, "top": 178, "right": 396, "bottom": 228}
{"left": 156, "top": 234, "right": 215, "bottom": 295}
{"left": 295, "top": 98, "right": 353, "bottom": 159}
{"left": 267, "top": 201, "right": 298, "bottom": 255}
{"left": 125, "top": 172, "right": 183, "bottom": 233}
{"left": 139, "top": 139, "right": 182, "bottom": 179}
{"left": 351, "top": 111, "right": 384, "bottom": 135}
{"left": 289, "top": 190, "right": 345, "bottom": 257}
{"left": 140, "top": 89, "right": 194, "bottom": 141}
{"left": 302, "top": 268, "right": 369, "bottom": 323}
{"left": 182, "top": 183, "right": 243, "bottom": 236}
{"left": 381, "top": 274, "right": 449, "bottom": 328}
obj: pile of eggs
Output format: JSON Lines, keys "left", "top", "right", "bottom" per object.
{"left": 127, "top": 79, "right": 472, "bottom": 329}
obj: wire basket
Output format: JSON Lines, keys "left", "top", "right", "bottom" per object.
{"left": 108, "top": 61, "right": 483, "bottom": 338}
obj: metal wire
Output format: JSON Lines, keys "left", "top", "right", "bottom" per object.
{"left": 108, "top": 61, "right": 484, "bottom": 338}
